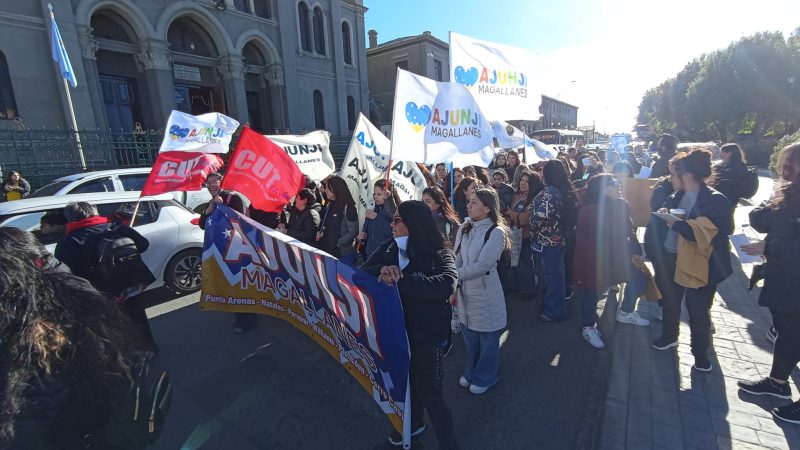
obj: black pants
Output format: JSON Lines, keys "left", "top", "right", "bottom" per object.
{"left": 409, "top": 342, "right": 459, "bottom": 450}
{"left": 120, "top": 296, "right": 158, "bottom": 352}
{"left": 770, "top": 306, "right": 800, "bottom": 380}
{"left": 658, "top": 252, "right": 717, "bottom": 360}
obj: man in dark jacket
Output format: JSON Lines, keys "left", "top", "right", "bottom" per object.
{"left": 649, "top": 134, "right": 678, "bottom": 178}
{"left": 54, "top": 201, "right": 158, "bottom": 351}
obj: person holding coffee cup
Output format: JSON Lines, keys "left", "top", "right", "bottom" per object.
{"left": 651, "top": 149, "right": 733, "bottom": 372}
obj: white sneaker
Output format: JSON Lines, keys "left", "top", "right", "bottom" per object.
{"left": 582, "top": 326, "right": 605, "bottom": 349}
{"left": 617, "top": 310, "right": 650, "bottom": 326}
{"left": 459, "top": 376, "right": 470, "bottom": 388}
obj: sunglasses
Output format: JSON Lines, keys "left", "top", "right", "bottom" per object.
{"left": 391, "top": 216, "right": 403, "bottom": 225}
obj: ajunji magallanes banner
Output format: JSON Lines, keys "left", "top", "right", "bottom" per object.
{"left": 266, "top": 130, "right": 336, "bottom": 181}
{"left": 159, "top": 110, "right": 240, "bottom": 154}
{"left": 390, "top": 68, "right": 494, "bottom": 167}
{"left": 340, "top": 113, "right": 426, "bottom": 227}
{"left": 449, "top": 31, "right": 542, "bottom": 121}
{"left": 199, "top": 205, "right": 411, "bottom": 434}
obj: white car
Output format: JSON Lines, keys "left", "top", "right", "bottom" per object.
{"left": 29, "top": 168, "right": 212, "bottom": 211}
{"left": 0, "top": 191, "right": 204, "bottom": 295}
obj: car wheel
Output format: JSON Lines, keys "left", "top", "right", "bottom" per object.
{"left": 164, "top": 249, "right": 202, "bottom": 295}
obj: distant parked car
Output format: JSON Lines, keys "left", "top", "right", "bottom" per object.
{"left": 30, "top": 168, "right": 212, "bottom": 210}
{"left": 0, "top": 191, "right": 204, "bottom": 295}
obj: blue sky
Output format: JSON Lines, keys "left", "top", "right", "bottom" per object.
{"left": 364, "top": 0, "right": 798, "bottom": 134}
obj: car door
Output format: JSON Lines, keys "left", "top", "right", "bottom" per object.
{"left": 70, "top": 176, "right": 115, "bottom": 194}
{"left": 96, "top": 200, "right": 177, "bottom": 285}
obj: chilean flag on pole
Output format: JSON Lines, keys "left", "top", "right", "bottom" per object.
{"left": 141, "top": 152, "right": 223, "bottom": 196}
{"left": 221, "top": 127, "right": 305, "bottom": 212}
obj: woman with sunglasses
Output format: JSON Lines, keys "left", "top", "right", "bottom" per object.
{"left": 572, "top": 174, "right": 648, "bottom": 349}
{"left": 361, "top": 201, "right": 459, "bottom": 449}
{"left": 454, "top": 189, "right": 508, "bottom": 394}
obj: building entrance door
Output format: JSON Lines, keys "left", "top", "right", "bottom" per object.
{"left": 99, "top": 75, "right": 141, "bottom": 131}
{"left": 174, "top": 85, "right": 225, "bottom": 115}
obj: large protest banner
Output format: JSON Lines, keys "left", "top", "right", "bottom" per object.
{"left": 266, "top": 131, "right": 336, "bottom": 181}
{"left": 160, "top": 110, "right": 240, "bottom": 153}
{"left": 449, "top": 32, "right": 541, "bottom": 121}
{"left": 200, "top": 205, "right": 411, "bottom": 433}
{"left": 340, "top": 114, "right": 426, "bottom": 227}
{"left": 390, "top": 68, "right": 494, "bottom": 167}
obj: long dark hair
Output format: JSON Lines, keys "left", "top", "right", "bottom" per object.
{"left": 326, "top": 176, "right": 356, "bottom": 213}
{"left": 374, "top": 179, "right": 401, "bottom": 207}
{"left": 720, "top": 143, "right": 746, "bottom": 164}
{"left": 398, "top": 200, "right": 446, "bottom": 257}
{"left": 516, "top": 171, "right": 539, "bottom": 205}
{"left": 454, "top": 176, "right": 479, "bottom": 204}
{"left": 0, "top": 228, "right": 140, "bottom": 443}
{"left": 462, "top": 188, "right": 508, "bottom": 237}
{"left": 772, "top": 141, "right": 800, "bottom": 214}
{"left": 423, "top": 186, "right": 460, "bottom": 226}
{"left": 543, "top": 159, "right": 577, "bottom": 204}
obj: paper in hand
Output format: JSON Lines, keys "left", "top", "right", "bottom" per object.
{"left": 730, "top": 233, "right": 762, "bottom": 264}
{"left": 652, "top": 211, "right": 682, "bottom": 222}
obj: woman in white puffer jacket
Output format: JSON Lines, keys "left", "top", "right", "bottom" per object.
{"left": 454, "top": 188, "right": 508, "bottom": 395}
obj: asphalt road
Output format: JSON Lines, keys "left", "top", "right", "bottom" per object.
{"left": 143, "top": 174, "right": 775, "bottom": 450}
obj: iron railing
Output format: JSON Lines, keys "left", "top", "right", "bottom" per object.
{"left": 0, "top": 128, "right": 352, "bottom": 190}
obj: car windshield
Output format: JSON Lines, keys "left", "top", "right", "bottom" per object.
{"left": 29, "top": 181, "right": 72, "bottom": 198}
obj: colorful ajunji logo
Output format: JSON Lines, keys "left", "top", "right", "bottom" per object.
{"left": 454, "top": 65, "right": 527, "bottom": 88}
{"left": 405, "top": 102, "right": 432, "bottom": 132}
{"left": 169, "top": 125, "right": 227, "bottom": 140}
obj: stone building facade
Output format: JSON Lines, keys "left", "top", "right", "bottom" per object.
{"left": 0, "top": 0, "right": 369, "bottom": 134}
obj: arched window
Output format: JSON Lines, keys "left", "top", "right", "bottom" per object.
{"left": 0, "top": 52, "right": 18, "bottom": 120}
{"left": 312, "top": 7, "right": 325, "bottom": 55}
{"left": 347, "top": 96, "right": 356, "bottom": 130}
{"left": 341, "top": 22, "right": 353, "bottom": 65}
{"left": 313, "top": 90, "right": 325, "bottom": 129}
{"left": 253, "top": 0, "right": 272, "bottom": 19}
{"left": 297, "top": 2, "right": 311, "bottom": 52}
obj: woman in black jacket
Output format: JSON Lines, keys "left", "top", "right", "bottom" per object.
{"left": 0, "top": 228, "right": 145, "bottom": 449}
{"left": 651, "top": 149, "right": 733, "bottom": 372}
{"left": 316, "top": 176, "right": 358, "bottom": 265}
{"left": 712, "top": 143, "right": 749, "bottom": 208}
{"left": 737, "top": 142, "right": 800, "bottom": 424}
{"left": 280, "top": 188, "right": 320, "bottom": 246}
{"left": 361, "top": 200, "right": 459, "bottom": 449}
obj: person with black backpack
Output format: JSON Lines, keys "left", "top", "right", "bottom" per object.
{"left": 454, "top": 188, "right": 509, "bottom": 395}
{"left": 712, "top": 143, "right": 758, "bottom": 208}
{"left": 0, "top": 228, "right": 171, "bottom": 449}
{"left": 54, "top": 201, "right": 158, "bottom": 352}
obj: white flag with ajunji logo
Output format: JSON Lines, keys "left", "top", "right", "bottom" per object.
{"left": 265, "top": 131, "right": 336, "bottom": 181}
{"left": 159, "top": 111, "right": 240, "bottom": 154}
{"left": 340, "top": 114, "right": 426, "bottom": 227}
{"left": 492, "top": 120, "right": 525, "bottom": 149}
{"left": 390, "top": 68, "right": 494, "bottom": 167}
{"left": 449, "top": 31, "right": 542, "bottom": 121}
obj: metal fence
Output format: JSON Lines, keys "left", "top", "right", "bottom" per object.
{"left": 0, "top": 129, "right": 352, "bottom": 190}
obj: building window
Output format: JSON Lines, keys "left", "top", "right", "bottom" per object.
{"left": 434, "top": 59, "right": 443, "bottom": 81}
{"left": 0, "top": 51, "right": 18, "bottom": 120}
{"left": 347, "top": 96, "right": 356, "bottom": 130}
{"left": 395, "top": 60, "right": 408, "bottom": 71}
{"left": 253, "top": 0, "right": 271, "bottom": 19}
{"left": 341, "top": 22, "right": 352, "bottom": 65}
{"left": 313, "top": 90, "right": 325, "bottom": 129}
{"left": 298, "top": 2, "right": 311, "bottom": 52}
{"left": 312, "top": 7, "right": 325, "bottom": 55}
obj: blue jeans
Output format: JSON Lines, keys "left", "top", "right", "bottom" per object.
{"left": 460, "top": 325, "right": 501, "bottom": 388}
{"left": 620, "top": 266, "right": 648, "bottom": 313}
{"left": 577, "top": 288, "right": 602, "bottom": 327}
{"left": 539, "top": 245, "right": 567, "bottom": 320}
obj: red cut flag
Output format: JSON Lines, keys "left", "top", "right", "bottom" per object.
{"left": 221, "top": 127, "right": 305, "bottom": 212}
{"left": 141, "top": 151, "right": 223, "bottom": 196}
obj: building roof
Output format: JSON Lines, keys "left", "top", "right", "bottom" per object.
{"left": 541, "top": 95, "right": 579, "bottom": 109}
{"left": 366, "top": 31, "right": 448, "bottom": 55}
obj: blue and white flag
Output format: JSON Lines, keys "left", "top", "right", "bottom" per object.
{"left": 524, "top": 136, "right": 558, "bottom": 163}
{"left": 48, "top": 4, "right": 77, "bottom": 88}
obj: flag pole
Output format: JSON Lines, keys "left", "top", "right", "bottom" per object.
{"left": 61, "top": 77, "right": 87, "bottom": 170}
{"left": 48, "top": 3, "right": 86, "bottom": 171}
{"left": 128, "top": 200, "right": 142, "bottom": 227}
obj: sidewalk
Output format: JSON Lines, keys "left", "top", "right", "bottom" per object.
{"left": 600, "top": 259, "right": 800, "bottom": 450}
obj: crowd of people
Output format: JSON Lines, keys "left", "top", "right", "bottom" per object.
{"left": 2, "top": 134, "right": 799, "bottom": 449}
